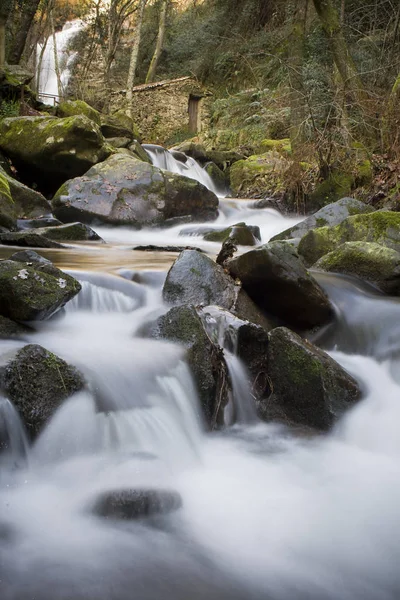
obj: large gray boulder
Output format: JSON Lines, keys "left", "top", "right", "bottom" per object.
{"left": 52, "top": 154, "right": 219, "bottom": 228}
{"left": 162, "top": 249, "right": 274, "bottom": 330}
{"left": 271, "top": 197, "right": 373, "bottom": 241}
{"left": 315, "top": 241, "right": 400, "bottom": 294}
{"left": 150, "top": 305, "right": 228, "bottom": 427}
{"left": 260, "top": 327, "right": 361, "bottom": 431}
{"left": 31, "top": 222, "right": 102, "bottom": 242}
{"left": 0, "top": 115, "right": 111, "bottom": 192}
{"left": 0, "top": 231, "right": 63, "bottom": 248}
{"left": 227, "top": 241, "right": 333, "bottom": 330}
{"left": 0, "top": 344, "right": 85, "bottom": 438}
{"left": 0, "top": 259, "right": 81, "bottom": 321}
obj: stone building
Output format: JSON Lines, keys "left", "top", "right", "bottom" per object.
{"left": 110, "top": 76, "right": 211, "bottom": 145}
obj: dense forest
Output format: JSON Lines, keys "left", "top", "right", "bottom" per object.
{"left": 1, "top": 0, "right": 400, "bottom": 210}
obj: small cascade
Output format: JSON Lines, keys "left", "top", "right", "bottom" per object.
{"left": 0, "top": 397, "right": 29, "bottom": 471}
{"left": 200, "top": 306, "right": 258, "bottom": 425}
{"left": 65, "top": 280, "right": 139, "bottom": 313}
{"left": 143, "top": 144, "right": 226, "bottom": 197}
{"left": 37, "top": 20, "right": 84, "bottom": 104}
{"left": 33, "top": 362, "right": 202, "bottom": 467}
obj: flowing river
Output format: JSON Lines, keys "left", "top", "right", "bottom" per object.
{"left": 1, "top": 152, "right": 400, "bottom": 600}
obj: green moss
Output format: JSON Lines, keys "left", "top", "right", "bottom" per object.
{"left": 309, "top": 171, "right": 353, "bottom": 211}
{"left": 57, "top": 100, "right": 101, "bottom": 125}
{"left": 190, "top": 267, "right": 201, "bottom": 276}
{"left": 258, "top": 138, "right": 291, "bottom": 155}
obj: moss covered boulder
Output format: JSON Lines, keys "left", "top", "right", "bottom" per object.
{"left": 298, "top": 211, "right": 400, "bottom": 266}
{"left": 0, "top": 344, "right": 85, "bottom": 438}
{"left": 0, "top": 166, "right": 51, "bottom": 218}
{"left": 315, "top": 242, "right": 400, "bottom": 294}
{"left": 0, "top": 259, "right": 81, "bottom": 321}
{"left": 203, "top": 222, "right": 260, "bottom": 245}
{"left": 227, "top": 241, "right": 333, "bottom": 330}
{"left": 100, "top": 111, "right": 140, "bottom": 141}
{"left": 0, "top": 231, "right": 63, "bottom": 248}
{"left": 0, "top": 169, "right": 17, "bottom": 230}
{"left": 56, "top": 100, "right": 101, "bottom": 125}
{"left": 259, "top": 327, "right": 361, "bottom": 431}
{"left": 52, "top": 154, "right": 218, "bottom": 228}
{"left": 150, "top": 305, "right": 228, "bottom": 427}
{"left": 229, "top": 151, "right": 289, "bottom": 197}
{"left": 0, "top": 115, "right": 111, "bottom": 192}
{"left": 271, "top": 197, "right": 373, "bottom": 242}
{"left": 0, "top": 315, "right": 31, "bottom": 339}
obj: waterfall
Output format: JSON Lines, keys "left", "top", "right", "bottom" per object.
{"left": 37, "top": 20, "right": 84, "bottom": 104}
{"left": 143, "top": 144, "right": 226, "bottom": 197}
{"left": 0, "top": 396, "right": 29, "bottom": 471}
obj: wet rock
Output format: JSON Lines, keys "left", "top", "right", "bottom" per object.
{"left": 315, "top": 242, "right": 400, "bottom": 294}
{"left": 8, "top": 249, "right": 52, "bottom": 265}
{"left": 32, "top": 222, "right": 102, "bottom": 242}
{"left": 203, "top": 222, "right": 260, "bottom": 245}
{"left": 0, "top": 259, "right": 81, "bottom": 321}
{"left": 91, "top": 488, "right": 182, "bottom": 520}
{"left": 0, "top": 315, "right": 31, "bottom": 339}
{"left": 150, "top": 305, "right": 229, "bottom": 426}
{"left": 17, "top": 217, "right": 63, "bottom": 229}
{"left": 204, "top": 161, "right": 229, "bottom": 192}
{"left": 133, "top": 245, "right": 203, "bottom": 252}
{"left": 0, "top": 115, "right": 111, "bottom": 193}
{"left": 271, "top": 197, "right": 373, "bottom": 241}
{"left": 260, "top": 327, "right": 361, "bottom": 430}
{"left": 163, "top": 249, "right": 274, "bottom": 331}
{"left": 52, "top": 154, "right": 218, "bottom": 228}
{"left": 227, "top": 242, "right": 333, "bottom": 330}
{"left": 128, "top": 140, "right": 152, "bottom": 163}
{"left": 0, "top": 344, "right": 85, "bottom": 438}
{"left": 298, "top": 211, "right": 400, "bottom": 266}
{"left": 170, "top": 150, "right": 187, "bottom": 163}
{"left": 56, "top": 100, "right": 101, "bottom": 125}
{"left": 1, "top": 166, "right": 51, "bottom": 219}
{"left": 0, "top": 232, "right": 63, "bottom": 248}
{"left": 200, "top": 306, "right": 269, "bottom": 398}
{"left": 163, "top": 249, "right": 238, "bottom": 308}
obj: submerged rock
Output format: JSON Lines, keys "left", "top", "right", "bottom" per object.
{"left": 52, "top": 154, "right": 218, "bottom": 228}
{"left": 0, "top": 259, "right": 81, "bottom": 321}
{"left": 150, "top": 305, "right": 228, "bottom": 426}
{"left": 298, "top": 211, "right": 400, "bottom": 266}
{"left": 0, "top": 115, "right": 111, "bottom": 192}
{"left": 91, "top": 488, "right": 182, "bottom": 520}
{"left": 271, "top": 197, "right": 373, "bottom": 241}
{"left": 315, "top": 242, "right": 400, "bottom": 294}
{"left": 17, "top": 217, "right": 63, "bottom": 229}
{"left": 227, "top": 242, "right": 333, "bottom": 330}
{"left": 0, "top": 344, "right": 85, "bottom": 438}
{"left": 260, "top": 327, "right": 361, "bottom": 430}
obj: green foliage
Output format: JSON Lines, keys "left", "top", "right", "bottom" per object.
{"left": 0, "top": 99, "right": 20, "bottom": 118}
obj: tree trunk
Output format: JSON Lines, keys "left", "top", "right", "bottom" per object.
{"left": 289, "top": 0, "right": 308, "bottom": 156}
{"left": 8, "top": 0, "right": 41, "bottom": 64}
{"left": 145, "top": 0, "right": 168, "bottom": 84}
{"left": 312, "top": 0, "right": 365, "bottom": 106}
{"left": 50, "top": 8, "right": 63, "bottom": 100}
{"left": 0, "top": 19, "right": 6, "bottom": 68}
{"left": 126, "top": 0, "right": 146, "bottom": 119}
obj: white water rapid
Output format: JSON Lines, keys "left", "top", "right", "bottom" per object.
{"left": 37, "top": 20, "right": 84, "bottom": 104}
{"left": 1, "top": 184, "right": 400, "bottom": 600}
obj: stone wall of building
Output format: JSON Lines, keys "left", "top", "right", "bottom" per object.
{"left": 110, "top": 77, "right": 212, "bottom": 145}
